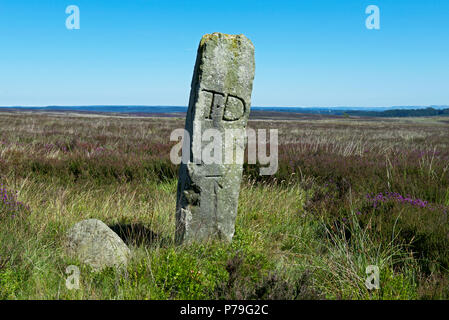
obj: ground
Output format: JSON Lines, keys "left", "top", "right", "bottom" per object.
{"left": 1, "top": 111, "right": 448, "bottom": 299}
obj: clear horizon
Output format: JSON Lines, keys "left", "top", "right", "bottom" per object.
{"left": 1, "top": 105, "right": 448, "bottom": 110}
{"left": 1, "top": 0, "right": 448, "bottom": 107}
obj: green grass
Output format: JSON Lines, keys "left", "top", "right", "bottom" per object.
{"left": 1, "top": 112, "right": 448, "bottom": 299}
{"left": 0, "top": 175, "right": 418, "bottom": 300}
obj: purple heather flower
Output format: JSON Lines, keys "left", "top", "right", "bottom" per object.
{"left": 0, "top": 185, "right": 30, "bottom": 218}
{"left": 362, "top": 191, "right": 448, "bottom": 214}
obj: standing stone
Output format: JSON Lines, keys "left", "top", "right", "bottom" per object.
{"left": 176, "top": 33, "right": 255, "bottom": 244}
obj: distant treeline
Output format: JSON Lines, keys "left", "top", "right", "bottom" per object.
{"left": 345, "top": 107, "right": 449, "bottom": 118}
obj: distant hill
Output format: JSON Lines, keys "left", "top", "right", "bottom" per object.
{"left": 1, "top": 105, "right": 448, "bottom": 118}
{"left": 345, "top": 107, "right": 449, "bottom": 118}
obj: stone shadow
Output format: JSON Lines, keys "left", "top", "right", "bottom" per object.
{"left": 109, "top": 223, "right": 171, "bottom": 247}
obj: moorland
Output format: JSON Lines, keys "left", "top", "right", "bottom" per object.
{"left": 1, "top": 110, "right": 448, "bottom": 299}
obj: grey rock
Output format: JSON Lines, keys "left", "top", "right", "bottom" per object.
{"left": 176, "top": 33, "right": 255, "bottom": 244}
{"left": 65, "top": 219, "right": 130, "bottom": 271}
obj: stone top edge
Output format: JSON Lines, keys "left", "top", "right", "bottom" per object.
{"left": 199, "top": 32, "right": 253, "bottom": 46}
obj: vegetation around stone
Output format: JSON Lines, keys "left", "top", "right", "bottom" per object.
{"left": 1, "top": 111, "right": 448, "bottom": 299}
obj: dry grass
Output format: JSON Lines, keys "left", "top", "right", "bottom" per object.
{"left": 1, "top": 111, "right": 449, "bottom": 299}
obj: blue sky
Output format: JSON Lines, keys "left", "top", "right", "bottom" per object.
{"left": 0, "top": 0, "right": 448, "bottom": 107}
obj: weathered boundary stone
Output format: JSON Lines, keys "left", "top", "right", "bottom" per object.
{"left": 175, "top": 33, "right": 255, "bottom": 244}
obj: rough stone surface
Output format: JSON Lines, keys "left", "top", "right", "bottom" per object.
{"left": 65, "top": 219, "right": 130, "bottom": 271}
{"left": 176, "top": 33, "right": 255, "bottom": 244}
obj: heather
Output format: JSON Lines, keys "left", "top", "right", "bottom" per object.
{"left": 1, "top": 111, "right": 449, "bottom": 299}
{"left": 1, "top": 184, "right": 30, "bottom": 219}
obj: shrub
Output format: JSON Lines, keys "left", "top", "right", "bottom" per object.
{"left": 0, "top": 184, "right": 30, "bottom": 219}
